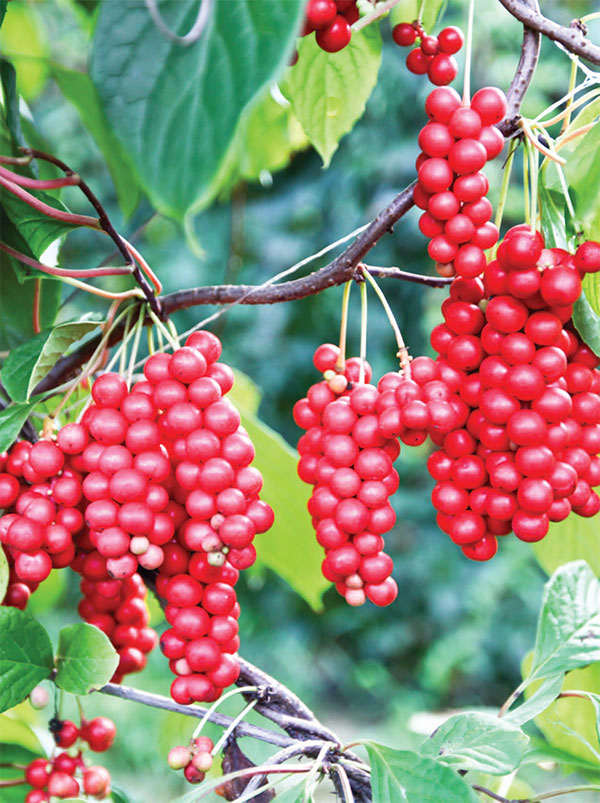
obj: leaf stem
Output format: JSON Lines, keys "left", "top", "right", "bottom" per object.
{"left": 0, "top": 243, "right": 135, "bottom": 278}
{"left": 498, "top": 679, "right": 528, "bottom": 718}
{"left": 32, "top": 279, "right": 41, "bottom": 335}
{"left": 192, "top": 685, "right": 258, "bottom": 740}
{"left": 359, "top": 280, "right": 368, "bottom": 384}
{"left": 361, "top": 267, "right": 410, "bottom": 374}
{"left": 494, "top": 139, "right": 518, "bottom": 235}
{"left": 352, "top": 0, "right": 402, "bottom": 33}
{"left": 335, "top": 281, "right": 353, "bottom": 373}
{"left": 211, "top": 699, "right": 258, "bottom": 757}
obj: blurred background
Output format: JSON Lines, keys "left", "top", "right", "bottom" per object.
{"left": 1, "top": 0, "right": 598, "bottom": 800}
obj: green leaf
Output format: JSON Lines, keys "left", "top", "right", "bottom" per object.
{"left": 91, "top": 0, "right": 304, "bottom": 220}
{"left": 419, "top": 711, "right": 528, "bottom": 775}
{"left": 564, "top": 690, "right": 600, "bottom": 742}
{"left": 228, "top": 368, "right": 261, "bottom": 416}
{"left": 0, "top": 1, "right": 7, "bottom": 30}
{"left": 559, "top": 102, "right": 600, "bottom": 240}
{"left": 282, "top": 25, "right": 382, "bottom": 168}
{"left": 0, "top": 58, "right": 24, "bottom": 151}
{"left": 232, "top": 372, "right": 329, "bottom": 612}
{"left": 51, "top": 64, "right": 141, "bottom": 219}
{"left": 0, "top": 547, "right": 8, "bottom": 603}
{"left": 2, "top": 318, "right": 102, "bottom": 402}
{"left": 55, "top": 623, "right": 119, "bottom": 694}
{"left": 0, "top": 257, "right": 61, "bottom": 350}
{"left": 236, "top": 87, "right": 308, "bottom": 184}
{"left": 521, "top": 736, "right": 600, "bottom": 776}
{"left": 573, "top": 292, "right": 600, "bottom": 357}
{"left": 505, "top": 672, "right": 564, "bottom": 727}
{"left": 583, "top": 272, "right": 600, "bottom": 316}
{"left": 1, "top": 189, "right": 76, "bottom": 260}
{"left": 390, "top": 0, "right": 446, "bottom": 30}
{"left": 0, "top": 608, "right": 53, "bottom": 713}
{"left": 539, "top": 183, "right": 570, "bottom": 249}
{"left": 0, "top": 399, "right": 40, "bottom": 453}
{"left": 364, "top": 743, "right": 478, "bottom": 803}
{"left": 0, "top": 742, "right": 44, "bottom": 803}
{"left": 527, "top": 561, "right": 600, "bottom": 684}
{"left": 531, "top": 509, "right": 600, "bottom": 577}
{"left": 109, "top": 785, "right": 133, "bottom": 803}
{"left": 524, "top": 660, "right": 600, "bottom": 766}
{"left": 0, "top": 713, "right": 45, "bottom": 755}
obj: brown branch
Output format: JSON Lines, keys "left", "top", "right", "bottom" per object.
{"left": 497, "top": 0, "right": 600, "bottom": 65}
{"left": 498, "top": 0, "right": 542, "bottom": 137}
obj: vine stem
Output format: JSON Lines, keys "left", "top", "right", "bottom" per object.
{"left": 362, "top": 267, "right": 410, "bottom": 374}
{"left": 32, "top": 279, "right": 41, "bottom": 335}
{"left": 336, "top": 281, "right": 353, "bottom": 373}
{"left": 0, "top": 243, "right": 135, "bottom": 279}
{"left": 0, "top": 175, "right": 100, "bottom": 227}
{"left": 93, "top": 681, "right": 293, "bottom": 748}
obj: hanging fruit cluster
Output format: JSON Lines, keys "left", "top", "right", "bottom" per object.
{"left": 0, "top": 332, "right": 274, "bottom": 705}
{"left": 392, "top": 19, "right": 464, "bottom": 85}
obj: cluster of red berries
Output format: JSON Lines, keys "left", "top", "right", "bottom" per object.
{"left": 77, "top": 572, "right": 157, "bottom": 683}
{"left": 393, "top": 20, "right": 463, "bottom": 86}
{"left": 415, "top": 85, "right": 507, "bottom": 278}
{"left": 23, "top": 716, "right": 115, "bottom": 802}
{"left": 167, "top": 735, "right": 214, "bottom": 785}
{"left": 423, "top": 232, "right": 600, "bottom": 558}
{"left": 294, "top": 344, "right": 399, "bottom": 607}
{"left": 132, "top": 332, "right": 272, "bottom": 704}
{"left": 301, "top": 0, "right": 358, "bottom": 53}
{"left": 0, "top": 440, "right": 83, "bottom": 606}
{"left": 1, "top": 331, "right": 273, "bottom": 703}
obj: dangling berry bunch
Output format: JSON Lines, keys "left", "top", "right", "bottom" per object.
{"left": 392, "top": 19, "right": 464, "bottom": 85}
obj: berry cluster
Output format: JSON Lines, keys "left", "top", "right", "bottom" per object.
{"left": 77, "top": 572, "right": 157, "bottom": 683}
{"left": 415, "top": 85, "right": 507, "bottom": 277}
{"left": 0, "top": 440, "right": 84, "bottom": 607}
{"left": 393, "top": 20, "right": 463, "bottom": 85}
{"left": 23, "top": 716, "right": 115, "bottom": 802}
{"left": 302, "top": 0, "right": 357, "bottom": 53}
{"left": 294, "top": 344, "right": 399, "bottom": 607}
{"left": 167, "top": 735, "right": 214, "bottom": 785}
{"left": 424, "top": 232, "right": 600, "bottom": 557}
{"left": 1, "top": 331, "right": 273, "bottom": 703}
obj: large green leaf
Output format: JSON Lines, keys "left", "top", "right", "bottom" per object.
{"left": 91, "top": 0, "right": 304, "bottom": 220}
{"left": 365, "top": 743, "right": 478, "bottom": 803}
{"left": 230, "top": 370, "right": 329, "bottom": 612}
{"left": 527, "top": 561, "right": 600, "bottom": 684}
{"left": 531, "top": 509, "right": 600, "bottom": 577}
{"left": 0, "top": 608, "right": 53, "bottom": 713}
{"left": 0, "top": 1, "right": 7, "bottom": 30}
{"left": 573, "top": 273, "right": 600, "bottom": 357}
{"left": 282, "top": 25, "right": 382, "bottom": 168}
{"left": 55, "top": 623, "right": 119, "bottom": 694}
{"left": 0, "top": 58, "right": 24, "bottom": 152}
{"left": 2, "top": 318, "right": 102, "bottom": 402}
{"left": 51, "top": 64, "right": 141, "bottom": 219}
{"left": 0, "top": 398, "right": 40, "bottom": 453}
{"left": 419, "top": 711, "right": 528, "bottom": 775}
